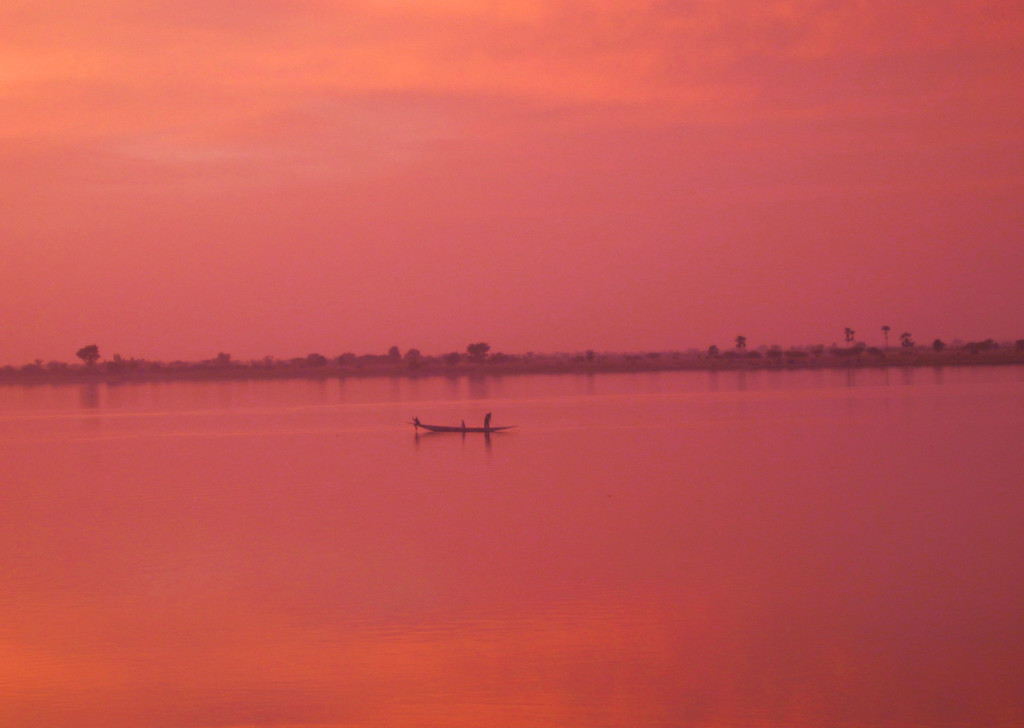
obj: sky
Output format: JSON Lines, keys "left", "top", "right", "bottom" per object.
{"left": 2, "top": 0, "right": 1023, "bottom": 364}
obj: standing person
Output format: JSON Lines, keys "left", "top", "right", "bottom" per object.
{"left": 484, "top": 412, "right": 492, "bottom": 431}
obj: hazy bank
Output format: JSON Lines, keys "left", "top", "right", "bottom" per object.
{"left": 4, "top": 346, "right": 1024, "bottom": 386}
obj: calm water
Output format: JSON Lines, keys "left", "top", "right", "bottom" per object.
{"left": 2, "top": 367, "right": 1023, "bottom": 727}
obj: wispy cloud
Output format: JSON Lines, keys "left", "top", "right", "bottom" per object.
{"left": 4, "top": 1, "right": 1021, "bottom": 141}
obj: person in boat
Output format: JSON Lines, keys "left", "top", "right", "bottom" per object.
{"left": 484, "top": 412, "right": 492, "bottom": 431}
{"left": 461, "top": 419, "right": 466, "bottom": 431}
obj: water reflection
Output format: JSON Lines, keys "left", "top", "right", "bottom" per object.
{"left": 444, "top": 374, "right": 461, "bottom": 400}
{"left": 78, "top": 382, "right": 100, "bottom": 408}
{"left": 467, "top": 375, "right": 490, "bottom": 400}
{"left": 77, "top": 382, "right": 102, "bottom": 430}
{"left": 413, "top": 429, "right": 501, "bottom": 450}
{"left": 2, "top": 368, "right": 1023, "bottom": 728}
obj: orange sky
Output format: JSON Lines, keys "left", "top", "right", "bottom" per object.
{"left": 2, "top": 1, "right": 1023, "bottom": 363}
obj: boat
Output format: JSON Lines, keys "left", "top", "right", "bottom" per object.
{"left": 411, "top": 416, "right": 515, "bottom": 434}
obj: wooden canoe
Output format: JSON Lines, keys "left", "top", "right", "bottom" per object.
{"left": 412, "top": 419, "right": 515, "bottom": 434}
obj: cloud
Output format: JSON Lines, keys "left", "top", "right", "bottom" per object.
{"left": 4, "top": 1, "right": 1022, "bottom": 145}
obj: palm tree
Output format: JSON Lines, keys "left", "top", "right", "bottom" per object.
{"left": 844, "top": 327, "right": 855, "bottom": 346}
{"left": 900, "top": 332, "right": 914, "bottom": 348}
{"left": 882, "top": 325, "right": 891, "bottom": 349}
{"left": 735, "top": 335, "right": 747, "bottom": 351}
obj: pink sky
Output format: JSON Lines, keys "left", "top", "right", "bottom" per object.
{"left": 2, "top": 1, "right": 1023, "bottom": 363}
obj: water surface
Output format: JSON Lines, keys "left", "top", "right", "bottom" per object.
{"left": 2, "top": 367, "right": 1023, "bottom": 727}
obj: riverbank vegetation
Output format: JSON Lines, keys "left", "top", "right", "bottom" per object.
{"left": 4, "top": 337, "right": 1024, "bottom": 385}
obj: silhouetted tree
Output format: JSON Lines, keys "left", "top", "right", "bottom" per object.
{"left": 306, "top": 353, "right": 328, "bottom": 366}
{"left": 882, "top": 325, "right": 891, "bottom": 349}
{"left": 466, "top": 342, "right": 490, "bottom": 362}
{"left": 444, "top": 352, "right": 462, "bottom": 366}
{"left": 76, "top": 344, "right": 100, "bottom": 367}
{"left": 735, "top": 336, "right": 747, "bottom": 351}
{"left": 404, "top": 348, "right": 422, "bottom": 369}
{"left": 707, "top": 344, "right": 720, "bottom": 358}
{"left": 844, "top": 327, "right": 855, "bottom": 346}
{"left": 900, "top": 332, "right": 914, "bottom": 348}
{"left": 387, "top": 346, "right": 401, "bottom": 362}
{"left": 932, "top": 339, "right": 946, "bottom": 353}
{"left": 966, "top": 339, "right": 998, "bottom": 353}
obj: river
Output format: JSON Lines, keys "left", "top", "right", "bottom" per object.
{"left": 2, "top": 366, "right": 1022, "bottom": 727}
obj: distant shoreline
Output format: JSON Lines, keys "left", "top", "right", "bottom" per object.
{"left": 4, "top": 347, "right": 1023, "bottom": 386}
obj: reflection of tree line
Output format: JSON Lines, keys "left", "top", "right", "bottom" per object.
{"left": 79, "top": 382, "right": 100, "bottom": 409}
{"left": 4, "top": 335, "right": 1024, "bottom": 382}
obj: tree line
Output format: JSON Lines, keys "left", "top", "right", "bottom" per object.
{"left": 4, "top": 335, "right": 1024, "bottom": 381}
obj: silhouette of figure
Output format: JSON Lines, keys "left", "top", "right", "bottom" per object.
{"left": 461, "top": 419, "right": 466, "bottom": 431}
{"left": 484, "top": 412, "right": 492, "bottom": 431}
